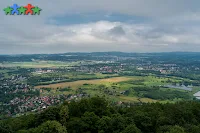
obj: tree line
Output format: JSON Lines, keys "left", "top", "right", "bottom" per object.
{"left": 1, "top": 97, "right": 200, "bottom": 133}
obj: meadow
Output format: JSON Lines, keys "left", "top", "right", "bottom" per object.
{"left": 0, "top": 61, "right": 75, "bottom": 68}
{"left": 2, "top": 60, "right": 198, "bottom": 104}
{"left": 35, "top": 75, "right": 198, "bottom": 103}
{"left": 35, "top": 77, "right": 133, "bottom": 89}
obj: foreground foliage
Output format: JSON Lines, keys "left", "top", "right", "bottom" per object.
{"left": 1, "top": 97, "right": 200, "bottom": 133}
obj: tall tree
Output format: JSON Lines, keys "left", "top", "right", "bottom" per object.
{"left": 59, "top": 105, "right": 69, "bottom": 127}
{"left": 35, "top": 121, "right": 67, "bottom": 133}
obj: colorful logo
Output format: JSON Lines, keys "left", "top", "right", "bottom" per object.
{"left": 3, "top": 4, "right": 42, "bottom": 15}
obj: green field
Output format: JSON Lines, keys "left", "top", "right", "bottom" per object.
{"left": 0, "top": 61, "right": 75, "bottom": 68}
{"left": 2, "top": 60, "right": 198, "bottom": 104}
{"left": 35, "top": 75, "right": 198, "bottom": 103}
{"left": 0, "top": 60, "right": 103, "bottom": 68}
{"left": 35, "top": 77, "right": 134, "bottom": 89}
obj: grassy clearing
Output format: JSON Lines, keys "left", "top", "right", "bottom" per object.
{"left": 118, "top": 96, "right": 140, "bottom": 102}
{"left": 190, "top": 86, "right": 200, "bottom": 94}
{"left": 35, "top": 77, "right": 134, "bottom": 89}
{"left": 0, "top": 61, "right": 105, "bottom": 68}
{"left": 139, "top": 98, "right": 157, "bottom": 103}
{"left": 35, "top": 75, "right": 196, "bottom": 103}
{"left": 0, "top": 61, "right": 72, "bottom": 68}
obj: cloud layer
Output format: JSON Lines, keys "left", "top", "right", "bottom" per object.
{"left": 1, "top": 0, "right": 200, "bottom": 54}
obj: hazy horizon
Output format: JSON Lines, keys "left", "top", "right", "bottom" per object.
{"left": 2, "top": 50, "right": 200, "bottom": 55}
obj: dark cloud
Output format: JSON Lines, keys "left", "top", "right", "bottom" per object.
{"left": 109, "top": 26, "right": 126, "bottom": 36}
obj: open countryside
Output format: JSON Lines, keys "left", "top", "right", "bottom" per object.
{"left": 35, "top": 77, "right": 134, "bottom": 89}
{"left": 1, "top": 52, "right": 200, "bottom": 133}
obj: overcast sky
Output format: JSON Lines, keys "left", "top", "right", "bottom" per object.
{"left": 1, "top": 0, "right": 200, "bottom": 54}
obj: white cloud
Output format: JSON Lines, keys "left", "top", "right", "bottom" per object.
{"left": 1, "top": 0, "right": 200, "bottom": 54}
{"left": 2, "top": 20, "right": 199, "bottom": 52}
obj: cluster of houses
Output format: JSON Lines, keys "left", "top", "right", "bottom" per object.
{"left": 1, "top": 74, "right": 27, "bottom": 85}
{"left": 0, "top": 82, "right": 31, "bottom": 94}
{"left": 33, "top": 68, "right": 55, "bottom": 75}
{"left": 4, "top": 93, "right": 89, "bottom": 116}
{"left": 136, "top": 63, "right": 179, "bottom": 74}
{"left": 76, "top": 64, "right": 124, "bottom": 74}
{"left": 136, "top": 62, "right": 200, "bottom": 75}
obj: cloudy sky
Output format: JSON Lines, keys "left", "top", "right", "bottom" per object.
{"left": 1, "top": 0, "right": 200, "bottom": 54}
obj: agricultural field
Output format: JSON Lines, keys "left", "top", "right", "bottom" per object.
{"left": 35, "top": 77, "right": 133, "bottom": 89}
{"left": 0, "top": 61, "right": 76, "bottom": 68}
{"left": 1, "top": 52, "right": 200, "bottom": 118}
{"left": 35, "top": 75, "right": 198, "bottom": 103}
{"left": 29, "top": 72, "right": 118, "bottom": 86}
{"left": 0, "top": 60, "right": 104, "bottom": 68}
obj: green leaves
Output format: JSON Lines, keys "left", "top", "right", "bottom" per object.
{"left": 167, "top": 125, "right": 185, "bottom": 133}
{"left": 3, "top": 97, "right": 200, "bottom": 133}
{"left": 122, "top": 125, "right": 141, "bottom": 133}
{"left": 36, "top": 121, "right": 67, "bottom": 133}
{"left": 80, "top": 112, "right": 100, "bottom": 132}
{"left": 59, "top": 105, "right": 69, "bottom": 126}
{"left": 97, "top": 116, "right": 112, "bottom": 132}
{"left": 36, "top": 106, "right": 60, "bottom": 124}
{"left": 0, "top": 122, "right": 13, "bottom": 133}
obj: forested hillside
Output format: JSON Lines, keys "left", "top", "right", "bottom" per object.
{"left": 1, "top": 97, "right": 200, "bottom": 133}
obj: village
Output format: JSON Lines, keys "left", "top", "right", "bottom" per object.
{"left": 3, "top": 93, "right": 88, "bottom": 117}
{"left": 0, "top": 53, "right": 200, "bottom": 118}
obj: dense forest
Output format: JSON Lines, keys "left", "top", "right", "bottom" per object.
{"left": 1, "top": 97, "right": 200, "bottom": 133}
